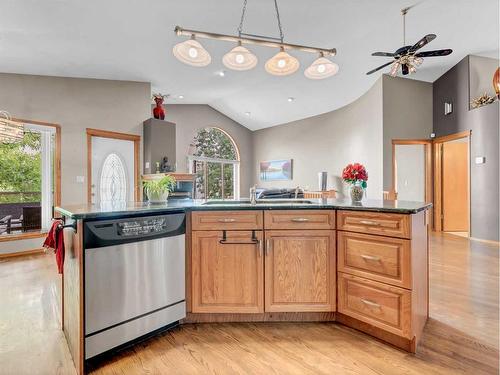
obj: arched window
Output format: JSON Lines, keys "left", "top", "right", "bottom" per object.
{"left": 188, "top": 127, "right": 240, "bottom": 200}
{"left": 100, "top": 153, "right": 127, "bottom": 203}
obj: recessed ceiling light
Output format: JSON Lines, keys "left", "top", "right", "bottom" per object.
{"left": 218, "top": 71, "right": 226, "bottom": 77}
{"left": 178, "top": 95, "right": 184, "bottom": 99}
{"left": 287, "top": 97, "right": 295, "bottom": 102}
{"left": 245, "top": 111, "right": 251, "bottom": 116}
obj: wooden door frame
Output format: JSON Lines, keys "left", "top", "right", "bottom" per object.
{"left": 432, "top": 130, "right": 471, "bottom": 233}
{"left": 86, "top": 128, "right": 141, "bottom": 204}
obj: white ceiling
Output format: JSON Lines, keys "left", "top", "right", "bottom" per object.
{"left": 0, "top": 0, "right": 498, "bottom": 130}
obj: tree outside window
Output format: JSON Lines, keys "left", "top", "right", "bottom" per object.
{"left": 189, "top": 128, "right": 239, "bottom": 200}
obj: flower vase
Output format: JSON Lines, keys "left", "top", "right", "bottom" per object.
{"left": 350, "top": 183, "right": 364, "bottom": 202}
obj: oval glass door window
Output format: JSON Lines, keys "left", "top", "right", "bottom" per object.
{"left": 100, "top": 153, "right": 127, "bottom": 203}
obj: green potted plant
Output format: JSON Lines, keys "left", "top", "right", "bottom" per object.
{"left": 142, "top": 175, "right": 176, "bottom": 204}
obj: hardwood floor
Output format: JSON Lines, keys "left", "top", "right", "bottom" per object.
{"left": 0, "top": 232, "right": 498, "bottom": 375}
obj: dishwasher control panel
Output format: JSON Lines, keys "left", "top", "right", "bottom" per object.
{"left": 84, "top": 212, "right": 186, "bottom": 248}
{"left": 117, "top": 217, "right": 167, "bottom": 237}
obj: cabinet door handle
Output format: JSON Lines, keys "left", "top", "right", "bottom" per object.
{"left": 360, "top": 254, "right": 381, "bottom": 262}
{"left": 266, "top": 238, "right": 272, "bottom": 256}
{"left": 218, "top": 218, "right": 236, "bottom": 223}
{"left": 258, "top": 239, "right": 263, "bottom": 257}
{"left": 359, "top": 220, "right": 380, "bottom": 226}
{"left": 361, "top": 298, "right": 381, "bottom": 308}
{"left": 291, "top": 217, "right": 310, "bottom": 222}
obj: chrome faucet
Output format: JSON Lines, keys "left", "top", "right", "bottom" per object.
{"left": 294, "top": 186, "right": 302, "bottom": 199}
{"left": 250, "top": 185, "right": 257, "bottom": 205}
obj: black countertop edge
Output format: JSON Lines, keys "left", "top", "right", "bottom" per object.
{"left": 55, "top": 200, "right": 432, "bottom": 220}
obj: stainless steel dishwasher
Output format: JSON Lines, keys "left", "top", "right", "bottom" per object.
{"left": 83, "top": 212, "right": 186, "bottom": 359}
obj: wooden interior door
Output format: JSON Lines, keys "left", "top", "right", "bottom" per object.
{"left": 265, "top": 230, "right": 336, "bottom": 312}
{"left": 442, "top": 141, "right": 469, "bottom": 231}
{"left": 191, "top": 230, "right": 264, "bottom": 313}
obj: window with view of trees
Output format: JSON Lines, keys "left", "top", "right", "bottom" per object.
{"left": 0, "top": 124, "right": 56, "bottom": 236}
{"left": 188, "top": 127, "right": 239, "bottom": 200}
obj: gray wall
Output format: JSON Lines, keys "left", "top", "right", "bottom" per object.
{"left": 0, "top": 73, "right": 151, "bottom": 205}
{"left": 0, "top": 73, "right": 151, "bottom": 253}
{"left": 382, "top": 75, "right": 433, "bottom": 190}
{"left": 252, "top": 78, "right": 384, "bottom": 199}
{"left": 163, "top": 104, "right": 254, "bottom": 197}
{"left": 469, "top": 55, "right": 499, "bottom": 105}
{"left": 433, "top": 55, "right": 499, "bottom": 241}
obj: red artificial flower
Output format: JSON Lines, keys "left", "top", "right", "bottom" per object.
{"left": 342, "top": 163, "right": 368, "bottom": 188}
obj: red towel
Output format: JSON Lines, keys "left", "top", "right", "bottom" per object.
{"left": 44, "top": 220, "right": 65, "bottom": 274}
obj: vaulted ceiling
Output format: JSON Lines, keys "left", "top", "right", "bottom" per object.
{"left": 0, "top": 0, "right": 498, "bottom": 130}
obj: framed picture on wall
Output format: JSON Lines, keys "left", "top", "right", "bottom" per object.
{"left": 259, "top": 159, "right": 293, "bottom": 181}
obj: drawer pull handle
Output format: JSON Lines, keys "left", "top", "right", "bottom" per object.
{"left": 266, "top": 238, "right": 272, "bottom": 256}
{"left": 218, "top": 218, "right": 237, "bottom": 223}
{"left": 359, "top": 220, "right": 380, "bottom": 226}
{"left": 291, "top": 217, "right": 310, "bottom": 222}
{"left": 361, "top": 254, "right": 381, "bottom": 262}
{"left": 361, "top": 298, "right": 381, "bottom": 308}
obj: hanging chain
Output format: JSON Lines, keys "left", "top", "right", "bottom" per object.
{"left": 274, "top": 0, "right": 284, "bottom": 43}
{"left": 237, "top": 0, "right": 248, "bottom": 37}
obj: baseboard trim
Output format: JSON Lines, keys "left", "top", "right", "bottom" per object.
{"left": 0, "top": 248, "right": 46, "bottom": 259}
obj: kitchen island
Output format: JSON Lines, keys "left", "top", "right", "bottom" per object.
{"left": 56, "top": 198, "right": 431, "bottom": 374}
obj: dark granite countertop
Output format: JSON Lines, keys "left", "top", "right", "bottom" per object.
{"left": 55, "top": 198, "right": 432, "bottom": 220}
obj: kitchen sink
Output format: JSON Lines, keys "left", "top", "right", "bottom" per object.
{"left": 202, "top": 199, "right": 314, "bottom": 205}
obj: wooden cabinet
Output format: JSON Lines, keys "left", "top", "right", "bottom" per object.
{"left": 192, "top": 211, "right": 263, "bottom": 231}
{"left": 338, "top": 273, "right": 411, "bottom": 338}
{"left": 337, "top": 210, "right": 428, "bottom": 352}
{"left": 337, "top": 210, "right": 410, "bottom": 239}
{"left": 265, "top": 230, "right": 336, "bottom": 312}
{"left": 264, "top": 210, "right": 335, "bottom": 230}
{"left": 337, "top": 231, "right": 411, "bottom": 288}
{"left": 191, "top": 230, "right": 264, "bottom": 313}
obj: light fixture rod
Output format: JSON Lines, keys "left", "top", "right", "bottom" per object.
{"left": 240, "top": 32, "right": 282, "bottom": 42}
{"left": 175, "top": 26, "right": 336, "bottom": 56}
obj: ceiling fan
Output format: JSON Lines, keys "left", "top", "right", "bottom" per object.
{"left": 367, "top": 7, "right": 452, "bottom": 76}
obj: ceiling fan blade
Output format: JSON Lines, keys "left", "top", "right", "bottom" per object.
{"left": 366, "top": 61, "right": 394, "bottom": 75}
{"left": 372, "top": 52, "right": 396, "bottom": 57}
{"left": 415, "top": 49, "right": 453, "bottom": 57}
{"left": 408, "top": 34, "right": 436, "bottom": 53}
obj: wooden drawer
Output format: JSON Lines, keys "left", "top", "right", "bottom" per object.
{"left": 337, "top": 210, "right": 411, "bottom": 239}
{"left": 191, "top": 211, "right": 263, "bottom": 230}
{"left": 338, "top": 273, "right": 411, "bottom": 338}
{"left": 338, "top": 231, "right": 411, "bottom": 288}
{"left": 264, "top": 210, "right": 335, "bottom": 230}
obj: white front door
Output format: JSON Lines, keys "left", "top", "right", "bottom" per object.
{"left": 90, "top": 136, "right": 135, "bottom": 204}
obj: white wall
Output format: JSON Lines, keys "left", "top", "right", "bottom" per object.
{"left": 252, "top": 78, "right": 384, "bottom": 199}
{"left": 395, "top": 144, "right": 426, "bottom": 202}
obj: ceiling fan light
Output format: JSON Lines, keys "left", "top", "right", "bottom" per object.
{"left": 304, "top": 56, "right": 339, "bottom": 79}
{"left": 390, "top": 61, "right": 400, "bottom": 77}
{"left": 173, "top": 37, "right": 211, "bottom": 67}
{"left": 222, "top": 44, "right": 258, "bottom": 71}
{"left": 265, "top": 48, "right": 300, "bottom": 76}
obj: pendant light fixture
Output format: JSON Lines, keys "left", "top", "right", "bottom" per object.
{"left": 493, "top": 67, "right": 500, "bottom": 99}
{"left": 0, "top": 111, "right": 24, "bottom": 144}
{"left": 172, "top": 35, "right": 211, "bottom": 67}
{"left": 265, "top": 47, "right": 300, "bottom": 76}
{"left": 304, "top": 53, "right": 339, "bottom": 79}
{"left": 173, "top": 0, "right": 337, "bottom": 77}
{"left": 223, "top": 42, "right": 258, "bottom": 71}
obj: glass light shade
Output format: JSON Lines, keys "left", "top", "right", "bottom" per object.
{"left": 222, "top": 44, "right": 258, "bottom": 71}
{"left": 390, "top": 61, "right": 400, "bottom": 77}
{"left": 493, "top": 67, "right": 500, "bottom": 98}
{"left": 304, "top": 57, "right": 339, "bottom": 79}
{"left": 172, "top": 38, "right": 211, "bottom": 67}
{"left": 265, "top": 49, "right": 300, "bottom": 76}
{"left": 0, "top": 111, "right": 24, "bottom": 144}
